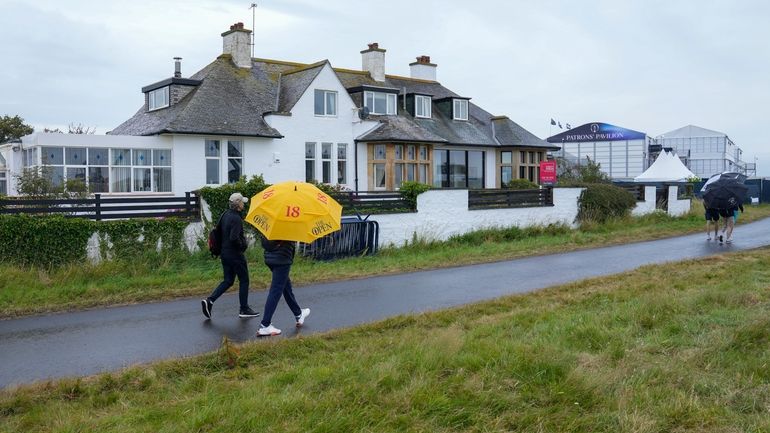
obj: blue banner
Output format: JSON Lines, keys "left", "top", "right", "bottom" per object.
{"left": 547, "top": 122, "right": 646, "bottom": 143}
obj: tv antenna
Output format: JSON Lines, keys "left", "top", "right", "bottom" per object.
{"left": 249, "top": 3, "right": 258, "bottom": 58}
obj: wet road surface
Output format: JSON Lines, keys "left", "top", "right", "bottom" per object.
{"left": 2, "top": 218, "right": 770, "bottom": 388}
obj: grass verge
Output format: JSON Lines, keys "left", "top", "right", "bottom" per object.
{"left": 2, "top": 245, "right": 770, "bottom": 431}
{"left": 2, "top": 203, "right": 770, "bottom": 318}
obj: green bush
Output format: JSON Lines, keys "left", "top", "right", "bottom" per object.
{"left": 398, "top": 181, "right": 431, "bottom": 209}
{"left": 198, "top": 175, "right": 268, "bottom": 224}
{"left": 503, "top": 179, "right": 539, "bottom": 189}
{"left": 0, "top": 215, "right": 189, "bottom": 267}
{"left": 577, "top": 184, "right": 636, "bottom": 223}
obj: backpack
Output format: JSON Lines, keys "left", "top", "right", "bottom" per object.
{"left": 208, "top": 214, "right": 224, "bottom": 258}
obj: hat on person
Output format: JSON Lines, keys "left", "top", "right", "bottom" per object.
{"left": 229, "top": 192, "right": 248, "bottom": 204}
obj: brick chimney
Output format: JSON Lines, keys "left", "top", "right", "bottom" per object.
{"left": 409, "top": 55, "right": 436, "bottom": 81}
{"left": 221, "top": 22, "right": 252, "bottom": 69}
{"left": 361, "top": 42, "right": 386, "bottom": 82}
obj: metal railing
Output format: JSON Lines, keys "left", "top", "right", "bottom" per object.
{"left": 299, "top": 217, "right": 379, "bottom": 260}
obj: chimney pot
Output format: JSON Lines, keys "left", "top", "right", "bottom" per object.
{"left": 173, "top": 57, "right": 182, "bottom": 78}
{"left": 368, "top": 42, "right": 379, "bottom": 50}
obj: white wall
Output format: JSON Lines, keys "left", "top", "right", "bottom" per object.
{"left": 372, "top": 188, "right": 583, "bottom": 246}
{"left": 265, "top": 64, "right": 379, "bottom": 190}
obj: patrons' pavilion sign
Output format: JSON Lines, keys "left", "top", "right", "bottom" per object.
{"left": 547, "top": 123, "right": 646, "bottom": 144}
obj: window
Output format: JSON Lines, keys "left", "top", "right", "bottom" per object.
{"left": 415, "top": 95, "right": 431, "bottom": 118}
{"left": 305, "top": 142, "right": 316, "bottom": 182}
{"left": 23, "top": 148, "right": 38, "bottom": 167}
{"left": 89, "top": 148, "right": 109, "bottom": 193}
{"left": 227, "top": 140, "right": 242, "bottom": 183}
{"left": 453, "top": 99, "right": 468, "bottom": 120}
{"left": 205, "top": 140, "right": 220, "bottom": 185}
{"left": 314, "top": 90, "right": 337, "bottom": 116}
{"left": 153, "top": 150, "right": 172, "bottom": 192}
{"left": 337, "top": 143, "right": 347, "bottom": 184}
{"left": 322, "top": 143, "right": 332, "bottom": 183}
{"left": 132, "top": 148, "right": 151, "bottom": 192}
{"left": 0, "top": 171, "right": 7, "bottom": 195}
{"left": 365, "top": 91, "right": 397, "bottom": 115}
{"left": 148, "top": 87, "right": 170, "bottom": 111}
{"left": 500, "top": 151, "right": 513, "bottom": 186}
{"left": 431, "top": 149, "right": 484, "bottom": 189}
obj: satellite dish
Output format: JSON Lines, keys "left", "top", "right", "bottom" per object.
{"left": 358, "top": 106, "right": 370, "bottom": 120}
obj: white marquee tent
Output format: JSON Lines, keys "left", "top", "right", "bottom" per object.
{"left": 634, "top": 151, "right": 697, "bottom": 182}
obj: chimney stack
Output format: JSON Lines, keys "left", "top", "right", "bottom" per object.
{"left": 361, "top": 42, "right": 386, "bottom": 82}
{"left": 173, "top": 57, "right": 182, "bottom": 78}
{"left": 409, "top": 55, "right": 437, "bottom": 81}
{"left": 221, "top": 22, "right": 252, "bottom": 69}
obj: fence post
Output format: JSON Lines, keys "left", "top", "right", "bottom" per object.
{"left": 94, "top": 194, "right": 101, "bottom": 221}
{"left": 185, "top": 192, "right": 192, "bottom": 217}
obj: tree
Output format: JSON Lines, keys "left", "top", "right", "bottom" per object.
{"left": 43, "top": 123, "right": 96, "bottom": 134}
{"left": 0, "top": 115, "right": 34, "bottom": 143}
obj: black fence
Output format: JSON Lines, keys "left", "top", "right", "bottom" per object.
{"left": 0, "top": 193, "right": 200, "bottom": 221}
{"left": 468, "top": 187, "right": 553, "bottom": 210}
{"left": 331, "top": 191, "right": 414, "bottom": 215}
{"left": 612, "top": 182, "right": 646, "bottom": 201}
{"left": 299, "top": 217, "right": 379, "bottom": 260}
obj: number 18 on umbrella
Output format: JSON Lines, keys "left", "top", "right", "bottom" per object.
{"left": 245, "top": 181, "right": 343, "bottom": 244}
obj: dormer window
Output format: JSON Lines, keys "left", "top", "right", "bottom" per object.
{"left": 365, "top": 91, "right": 397, "bottom": 115}
{"left": 453, "top": 99, "right": 468, "bottom": 121}
{"left": 148, "top": 87, "right": 170, "bottom": 111}
{"left": 415, "top": 95, "right": 432, "bottom": 118}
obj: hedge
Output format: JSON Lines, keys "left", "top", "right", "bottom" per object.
{"left": 0, "top": 215, "right": 189, "bottom": 267}
{"left": 577, "top": 183, "right": 636, "bottom": 223}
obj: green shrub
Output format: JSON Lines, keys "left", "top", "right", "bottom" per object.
{"left": 0, "top": 215, "right": 189, "bottom": 267}
{"left": 503, "top": 179, "right": 539, "bottom": 189}
{"left": 577, "top": 184, "right": 636, "bottom": 223}
{"left": 198, "top": 175, "right": 268, "bottom": 224}
{"left": 398, "top": 181, "right": 431, "bottom": 209}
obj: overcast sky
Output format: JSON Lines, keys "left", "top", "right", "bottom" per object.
{"left": 2, "top": 0, "right": 768, "bottom": 175}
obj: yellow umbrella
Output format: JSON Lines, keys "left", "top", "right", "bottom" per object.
{"left": 245, "top": 181, "right": 343, "bottom": 243}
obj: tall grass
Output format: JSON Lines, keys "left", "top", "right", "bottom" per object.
{"left": 2, "top": 247, "right": 770, "bottom": 432}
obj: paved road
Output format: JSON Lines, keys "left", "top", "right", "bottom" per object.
{"left": 3, "top": 218, "right": 770, "bottom": 389}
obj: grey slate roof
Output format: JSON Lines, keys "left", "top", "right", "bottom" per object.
{"left": 111, "top": 56, "right": 282, "bottom": 137}
{"left": 110, "top": 54, "right": 551, "bottom": 151}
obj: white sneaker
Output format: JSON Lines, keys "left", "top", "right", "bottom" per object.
{"left": 726, "top": 237, "right": 733, "bottom": 244}
{"left": 296, "top": 308, "right": 310, "bottom": 327}
{"left": 257, "top": 324, "right": 281, "bottom": 336}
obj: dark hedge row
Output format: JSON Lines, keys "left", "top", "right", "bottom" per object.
{"left": 0, "top": 215, "right": 189, "bottom": 267}
{"left": 577, "top": 184, "right": 637, "bottom": 223}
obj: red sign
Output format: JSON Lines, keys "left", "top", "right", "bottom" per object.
{"left": 539, "top": 160, "right": 557, "bottom": 185}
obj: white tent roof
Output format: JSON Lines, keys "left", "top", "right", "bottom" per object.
{"left": 634, "top": 151, "right": 697, "bottom": 182}
{"left": 656, "top": 124, "right": 726, "bottom": 139}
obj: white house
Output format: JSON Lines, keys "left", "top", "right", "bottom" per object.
{"left": 1, "top": 22, "right": 556, "bottom": 197}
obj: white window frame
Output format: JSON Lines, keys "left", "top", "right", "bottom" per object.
{"left": 227, "top": 140, "right": 243, "bottom": 184}
{"left": 337, "top": 143, "right": 347, "bottom": 184}
{"left": 364, "top": 91, "right": 397, "bottom": 115}
{"left": 415, "top": 95, "right": 432, "bottom": 118}
{"left": 205, "top": 140, "right": 221, "bottom": 185}
{"left": 148, "top": 87, "right": 170, "bottom": 111}
{"left": 314, "top": 89, "right": 338, "bottom": 117}
{"left": 305, "top": 142, "right": 316, "bottom": 182}
{"left": 453, "top": 99, "right": 469, "bottom": 121}
{"left": 321, "top": 142, "right": 332, "bottom": 184}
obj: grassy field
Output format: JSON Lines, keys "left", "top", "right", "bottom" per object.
{"left": 2, "top": 203, "right": 770, "bottom": 318}
{"left": 2, "top": 244, "right": 769, "bottom": 432}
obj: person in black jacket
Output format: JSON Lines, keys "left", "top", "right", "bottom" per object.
{"left": 201, "top": 193, "right": 260, "bottom": 319}
{"left": 257, "top": 236, "right": 310, "bottom": 336}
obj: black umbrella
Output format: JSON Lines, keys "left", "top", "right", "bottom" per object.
{"left": 701, "top": 172, "right": 747, "bottom": 192}
{"left": 702, "top": 177, "right": 748, "bottom": 210}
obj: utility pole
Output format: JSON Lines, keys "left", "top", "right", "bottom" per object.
{"left": 249, "top": 3, "right": 258, "bottom": 58}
